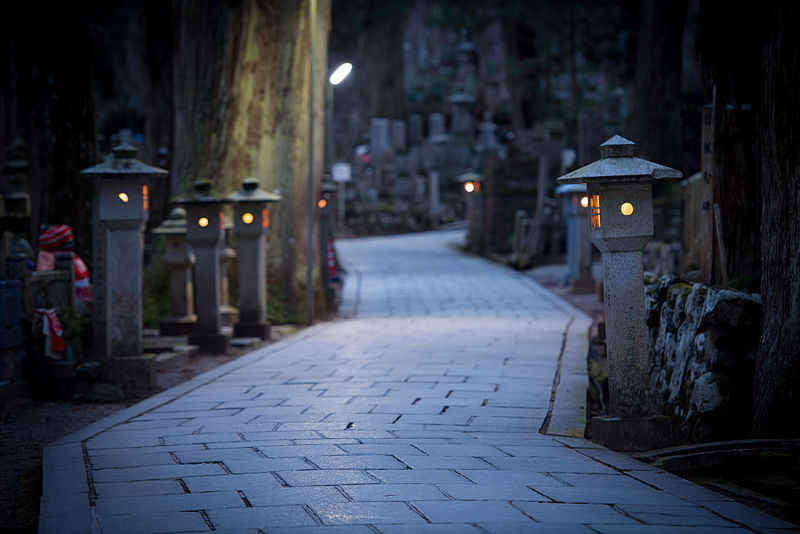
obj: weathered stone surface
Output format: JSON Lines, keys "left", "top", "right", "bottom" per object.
{"left": 646, "top": 273, "right": 762, "bottom": 442}
{"left": 85, "top": 382, "right": 126, "bottom": 403}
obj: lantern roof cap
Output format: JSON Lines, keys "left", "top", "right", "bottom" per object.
{"left": 153, "top": 207, "right": 187, "bottom": 235}
{"left": 174, "top": 180, "right": 229, "bottom": 205}
{"left": 455, "top": 169, "right": 482, "bottom": 183}
{"left": 555, "top": 183, "right": 587, "bottom": 195}
{"left": 557, "top": 135, "right": 682, "bottom": 185}
{"left": 80, "top": 144, "right": 168, "bottom": 178}
{"left": 227, "top": 177, "right": 281, "bottom": 203}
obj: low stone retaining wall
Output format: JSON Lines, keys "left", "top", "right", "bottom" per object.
{"left": 645, "top": 274, "right": 762, "bottom": 442}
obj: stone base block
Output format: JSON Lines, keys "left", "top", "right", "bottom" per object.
{"left": 188, "top": 332, "right": 230, "bottom": 355}
{"left": 159, "top": 316, "right": 197, "bottom": 336}
{"left": 110, "top": 355, "right": 156, "bottom": 397}
{"left": 233, "top": 321, "right": 270, "bottom": 340}
{"left": 586, "top": 415, "right": 673, "bottom": 452}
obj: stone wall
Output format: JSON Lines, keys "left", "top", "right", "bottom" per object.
{"left": 645, "top": 274, "right": 762, "bottom": 442}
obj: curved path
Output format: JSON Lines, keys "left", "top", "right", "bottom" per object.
{"left": 39, "top": 230, "right": 795, "bottom": 533}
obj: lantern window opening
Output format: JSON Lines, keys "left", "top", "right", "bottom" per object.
{"left": 620, "top": 202, "right": 634, "bottom": 216}
{"left": 219, "top": 211, "right": 225, "bottom": 232}
{"left": 590, "top": 194, "right": 601, "bottom": 228}
{"left": 580, "top": 195, "right": 589, "bottom": 208}
{"left": 262, "top": 207, "right": 269, "bottom": 229}
{"left": 142, "top": 184, "right": 149, "bottom": 211}
{"left": 198, "top": 217, "right": 209, "bottom": 228}
{"left": 242, "top": 212, "right": 255, "bottom": 225}
{"left": 318, "top": 199, "right": 327, "bottom": 209}
{"left": 118, "top": 192, "right": 129, "bottom": 203}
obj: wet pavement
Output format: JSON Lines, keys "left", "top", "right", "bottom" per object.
{"left": 39, "top": 230, "right": 798, "bottom": 533}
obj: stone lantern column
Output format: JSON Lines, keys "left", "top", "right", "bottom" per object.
{"left": 556, "top": 183, "right": 595, "bottom": 293}
{"left": 228, "top": 178, "right": 281, "bottom": 339}
{"left": 153, "top": 208, "right": 197, "bottom": 335}
{"left": 176, "top": 181, "right": 230, "bottom": 354}
{"left": 219, "top": 242, "right": 239, "bottom": 328}
{"left": 80, "top": 144, "right": 167, "bottom": 393}
{"left": 558, "top": 136, "right": 681, "bottom": 417}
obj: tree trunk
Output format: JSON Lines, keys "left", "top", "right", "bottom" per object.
{"left": 753, "top": 3, "right": 800, "bottom": 437}
{"left": 697, "top": 2, "right": 761, "bottom": 285}
{"left": 170, "top": 0, "right": 330, "bottom": 320}
{"left": 632, "top": 0, "right": 684, "bottom": 170}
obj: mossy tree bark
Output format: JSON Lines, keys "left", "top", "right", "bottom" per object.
{"left": 753, "top": 3, "right": 800, "bottom": 437}
{"left": 168, "top": 0, "right": 330, "bottom": 320}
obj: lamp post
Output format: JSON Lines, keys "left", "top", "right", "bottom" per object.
{"left": 558, "top": 135, "right": 681, "bottom": 417}
{"left": 80, "top": 144, "right": 167, "bottom": 393}
{"left": 176, "top": 180, "right": 231, "bottom": 354}
{"left": 228, "top": 178, "right": 281, "bottom": 339}
{"left": 328, "top": 62, "right": 353, "bottom": 227}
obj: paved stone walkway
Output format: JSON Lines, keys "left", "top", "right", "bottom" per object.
{"left": 40, "top": 230, "right": 797, "bottom": 533}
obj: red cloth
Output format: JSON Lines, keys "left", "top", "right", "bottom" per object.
{"left": 34, "top": 309, "right": 65, "bottom": 353}
{"left": 39, "top": 224, "right": 74, "bottom": 250}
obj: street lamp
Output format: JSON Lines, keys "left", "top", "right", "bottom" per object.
{"left": 327, "top": 62, "right": 353, "bottom": 227}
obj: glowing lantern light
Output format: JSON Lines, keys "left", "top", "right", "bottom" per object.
{"left": 318, "top": 199, "right": 327, "bottom": 209}
{"left": 464, "top": 181, "right": 475, "bottom": 193}
{"left": 118, "top": 192, "right": 129, "bottom": 203}
{"left": 198, "top": 217, "right": 209, "bottom": 228}
{"left": 580, "top": 196, "right": 589, "bottom": 208}
{"left": 620, "top": 202, "right": 634, "bottom": 216}
{"left": 242, "top": 212, "right": 254, "bottom": 224}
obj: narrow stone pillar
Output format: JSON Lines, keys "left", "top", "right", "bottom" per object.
{"left": 219, "top": 243, "right": 239, "bottom": 328}
{"left": 176, "top": 181, "right": 230, "bottom": 354}
{"left": 228, "top": 178, "right": 281, "bottom": 339}
{"left": 80, "top": 144, "right": 167, "bottom": 394}
{"left": 557, "top": 136, "right": 681, "bottom": 417}
{"left": 153, "top": 208, "right": 197, "bottom": 335}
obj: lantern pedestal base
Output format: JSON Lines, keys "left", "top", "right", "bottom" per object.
{"left": 188, "top": 332, "right": 230, "bottom": 355}
{"left": 234, "top": 321, "right": 270, "bottom": 340}
{"left": 586, "top": 415, "right": 673, "bottom": 452}
{"left": 110, "top": 355, "right": 157, "bottom": 397}
{"left": 159, "top": 315, "right": 198, "bottom": 336}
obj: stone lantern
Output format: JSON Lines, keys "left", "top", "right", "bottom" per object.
{"left": 227, "top": 178, "right": 280, "bottom": 339}
{"left": 555, "top": 183, "right": 595, "bottom": 293}
{"left": 557, "top": 135, "right": 681, "bottom": 417}
{"left": 153, "top": 207, "right": 197, "bottom": 335}
{"left": 176, "top": 181, "right": 230, "bottom": 354}
{"left": 80, "top": 144, "right": 167, "bottom": 392}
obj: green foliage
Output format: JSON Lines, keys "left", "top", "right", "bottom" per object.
{"left": 267, "top": 278, "right": 303, "bottom": 326}
{"left": 142, "top": 238, "right": 170, "bottom": 329}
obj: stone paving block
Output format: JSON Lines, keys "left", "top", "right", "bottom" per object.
{"left": 437, "top": 483, "right": 550, "bottom": 501}
{"left": 90, "top": 451, "right": 176, "bottom": 469}
{"left": 698, "top": 500, "right": 800, "bottom": 529}
{"left": 369, "top": 469, "right": 472, "bottom": 485}
{"left": 306, "top": 454, "right": 407, "bottom": 470}
{"left": 535, "top": 485, "right": 689, "bottom": 506}
{"left": 338, "top": 443, "right": 426, "bottom": 456}
{"left": 552, "top": 472, "right": 659, "bottom": 491}
{"left": 616, "top": 504, "right": 739, "bottom": 527}
{"left": 343, "top": 483, "right": 449, "bottom": 501}
{"left": 394, "top": 455, "right": 493, "bottom": 470}
{"left": 257, "top": 443, "right": 347, "bottom": 457}
{"left": 486, "top": 456, "right": 618, "bottom": 474}
{"left": 96, "top": 511, "right": 210, "bottom": 533}
{"left": 162, "top": 432, "right": 244, "bottom": 445}
{"left": 378, "top": 524, "right": 483, "bottom": 533}
{"left": 412, "top": 500, "right": 531, "bottom": 523}
{"left": 243, "top": 485, "right": 350, "bottom": 506}
{"left": 625, "top": 469, "right": 732, "bottom": 501}
{"left": 477, "top": 522, "right": 596, "bottom": 533}
{"left": 94, "top": 479, "right": 186, "bottom": 498}
{"left": 93, "top": 463, "right": 227, "bottom": 483}
{"left": 512, "top": 502, "right": 638, "bottom": 524}
{"left": 37, "top": 512, "right": 93, "bottom": 534}
{"left": 276, "top": 469, "right": 380, "bottom": 486}
{"left": 310, "top": 502, "right": 428, "bottom": 525}
{"left": 183, "top": 473, "right": 283, "bottom": 493}
{"left": 206, "top": 506, "right": 317, "bottom": 529}
{"left": 589, "top": 527, "right": 752, "bottom": 534}
{"left": 411, "top": 443, "right": 508, "bottom": 457}
{"left": 457, "top": 470, "right": 568, "bottom": 488}
{"left": 95, "top": 490, "right": 245, "bottom": 515}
